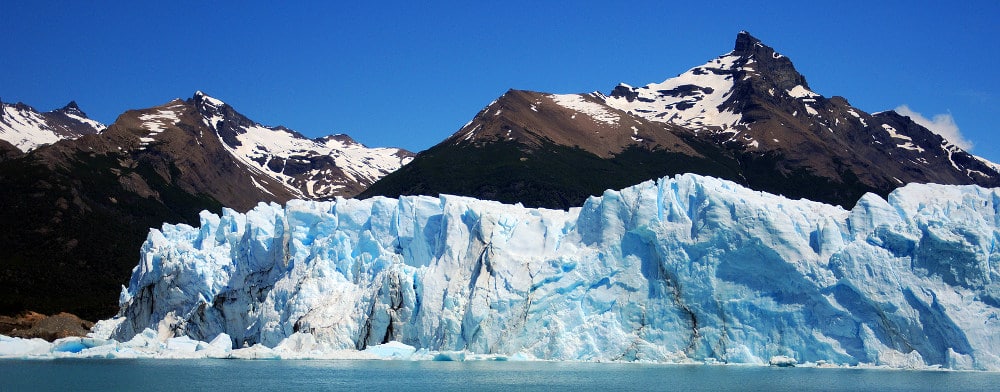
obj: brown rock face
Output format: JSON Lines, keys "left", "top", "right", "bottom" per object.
{"left": 0, "top": 311, "right": 94, "bottom": 341}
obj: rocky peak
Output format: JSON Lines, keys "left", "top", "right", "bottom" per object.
{"left": 321, "top": 133, "right": 359, "bottom": 145}
{"left": 731, "top": 31, "right": 809, "bottom": 92}
{"left": 52, "top": 101, "right": 97, "bottom": 119}
{"left": 187, "top": 91, "right": 256, "bottom": 148}
{"left": 732, "top": 31, "right": 766, "bottom": 55}
{"left": 55, "top": 101, "right": 87, "bottom": 117}
{"left": 604, "top": 31, "right": 815, "bottom": 132}
{"left": 12, "top": 101, "right": 36, "bottom": 113}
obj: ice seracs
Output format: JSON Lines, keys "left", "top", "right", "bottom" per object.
{"left": 84, "top": 173, "right": 1000, "bottom": 370}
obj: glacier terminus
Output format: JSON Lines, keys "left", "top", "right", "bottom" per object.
{"left": 8, "top": 173, "right": 999, "bottom": 370}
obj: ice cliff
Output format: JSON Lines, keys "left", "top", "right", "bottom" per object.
{"left": 104, "top": 174, "right": 1000, "bottom": 369}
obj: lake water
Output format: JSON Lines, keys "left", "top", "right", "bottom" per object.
{"left": 2, "top": 359, "right": 999, "bottom": 391}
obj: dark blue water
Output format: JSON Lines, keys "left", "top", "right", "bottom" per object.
{"left": 1, "top": 359, "right": 998, "bottom": 391}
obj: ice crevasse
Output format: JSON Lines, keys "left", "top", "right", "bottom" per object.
{"left": 103, "top": 173, "right": 1000, "bottom": 369}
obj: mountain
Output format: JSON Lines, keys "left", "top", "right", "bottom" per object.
{"left": 0, "top": 99, "right": 105, "bottom": 152}
{"left": 361, "top": 89, "right": 741, "bottom": 208}
{"left": 99, "top": 174, "right": 1000, "bottom": 370}
{"left": 362, "top": 31, "right": 1000, "bottom": 209}
{"left": 0, "top": 93, "right": 412, "bottom": 320}
{"left": 191, "top": 92, "right": 413, "bottom": 199}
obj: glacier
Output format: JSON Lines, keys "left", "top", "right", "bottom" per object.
{"left": 57, "top": 174, "right": 1000, "bottom": 369}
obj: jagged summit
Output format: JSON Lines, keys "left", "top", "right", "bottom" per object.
{"left": 732, "top": 31, "right": 774, "bottom": 56}
{"left": 604, "top": 31, "right": 813, "bottom": 132}
{"left": 733, "top": 30, "right": 762, "bottom": 52}
{"left": 183, "top": 90, "right": 414, "bottom": 199}
{"left": 320, "top": 133, "right": 359, "bottom": 145}
{"left": 365, "top": 30, "right": 1000, "bottom": 210}
{"left": 191, "top": 90, "right": 226, "bottom": 108}
{"left": 0, "top": 98, "right": 104, "bottom": 152}
{"left": 731, "top": 31, "right": 809, "bottom": 91}
{"left": 57, "top": 101, "right": 84, "bottom": 116}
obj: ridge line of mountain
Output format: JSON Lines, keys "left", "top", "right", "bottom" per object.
{"left": 361, "top": 31, "right": 999, "bottom": 209}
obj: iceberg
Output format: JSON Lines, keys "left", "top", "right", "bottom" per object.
{"left": 82, "top": 174, "right": 999, "bottom": 369}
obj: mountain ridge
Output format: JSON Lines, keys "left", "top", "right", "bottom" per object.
{"left": 0, "top": 98, "right": 105, "bottom": 152}
{"left": 0, "top": 92, "right": 412, "bottom": 319}
{"left": 362, "top": 31, "right": 1000, "bottom": 209}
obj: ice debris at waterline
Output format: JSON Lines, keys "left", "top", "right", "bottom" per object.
{"left": 55, "top": 174, "right": 1000, "bottom": 368}
{"left": 0, "top": 330, "right": 447, "bottom": 360}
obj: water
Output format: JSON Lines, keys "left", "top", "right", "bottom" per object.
{"left": 1, "top": 359, "right": 998, "bottom": 391}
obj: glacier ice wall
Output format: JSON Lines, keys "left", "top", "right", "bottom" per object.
{"left": 109, "top": 174, "right": 1000, "bottom": 369}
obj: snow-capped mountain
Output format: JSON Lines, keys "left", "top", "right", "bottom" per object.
{"left": 191, "top": 92, "right": 413, "bottom": 199}
{"left": 606, "top": 31, "right": 999, "bottom": 190}
{"left": 360, "top": 88, "right": 736, "bottom": 209}
{"left": 364, "top": 31, "right": 1000, "bottom": 209}
{"left": 0, "top": 99, "right": 105, "bottom": 152}
{"left": 0, "top": 93, "right": 412, "bottom": 320}
{"left": 105, "top": 173, "right": 1000, "bottom": 370}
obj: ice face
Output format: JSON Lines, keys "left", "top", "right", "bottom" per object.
{"left": 106, "top": 174, "right": 1000, "bottom": 370}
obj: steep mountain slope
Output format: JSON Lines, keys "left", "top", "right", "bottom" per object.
{"left": 605, "top": 31, "right": 1000, "bottom": 198}
{"left": 0, "top": 99, "right": 105, "bottom": 152}
{"left": 363, "top": 32, "right": 999, "bottom": 209}
{"left": 0, "top": 94, "right": 411, "bottom": 320}
{"left": 361, "top": 89, "right": 742, "bottom": 209}
{"left": 192, "top": 92, "right": 413, "bottom": 199}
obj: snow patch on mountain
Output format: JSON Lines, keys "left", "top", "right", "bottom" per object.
{"left": 61, "top": 111, "right": 105, "bottom": 132}
{"left": 226, "top": 127, "right": 411, "bottom": 198}
{"left": 102, "top": 173, "right": 1000, "bottom": 370}
{"left": 606, "top": 54, "right": 743, "bottom": 131}
{"left": 881, "top": 124, "right": 925, "bottom": 153}
{"left": 0, "top": 105, "right": 62, "bottom": 150}
{"left": 787, "top": 85, "right": 820, "bottom": 99}
{"left": 137, "top": 102, "right": 186, "bottom": 144}
{"left": 548, "top": 93, "right": 620, "bottom": 126}
{"left": 194, "top": 92, "right": 412, "bottom": 199}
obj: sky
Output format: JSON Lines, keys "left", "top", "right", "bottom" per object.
{"left": 2, "top": 1, "right": 997, "bottom": 161}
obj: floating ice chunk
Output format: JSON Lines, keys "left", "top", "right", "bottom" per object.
{"left": 769, "top": 355, "right": 798, "bottom": 367}
{"left": 208, "top": 333, "right": 234, "bottom": 351}
{"left": 228, "top": 344, "right": 279, "bottom": 360}
{"left": 432, "top": 351, "right": 468, "bottom": 362}
{"left": 0, "top": 336, "right": 52, "bottom": 357}
{"left": 166, "top": 336, "right": 201, "bottom": 353}
{"left": 364, "top": 341, "right": 417, "bottom": 359}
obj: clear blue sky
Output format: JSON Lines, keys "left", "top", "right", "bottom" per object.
{"left": 3, "top": 1, "right": 997, "bottom": 161}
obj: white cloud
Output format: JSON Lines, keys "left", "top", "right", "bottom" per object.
{"left": 894, "top": 105, "right": 972, "bottom": 151}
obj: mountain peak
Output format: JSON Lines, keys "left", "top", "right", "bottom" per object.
{"left": 320, "top": 133, "right": 359, "bottom": 145}
{"left": 730, "top": 31, "right": 809, "bottom": 91}
{"left": 733, "top": 31, "right": 764, "bottom": 54}
{"left": 732, "top": 30, "right": 785, "bottom": 62}
{"left": 191, "top": 90, "right": 226, "bottom": 109}
{"left": 56, "top": 101, "right": 87, "bottom": 117}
